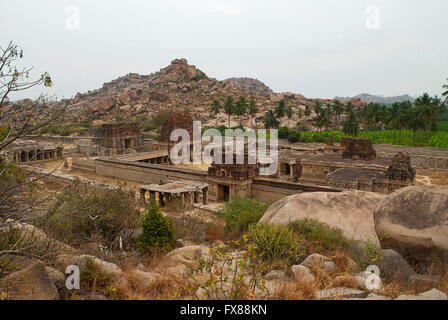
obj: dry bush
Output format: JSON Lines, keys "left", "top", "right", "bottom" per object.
{"left": 273, "top": 280, "right": 318, "bottom": 300}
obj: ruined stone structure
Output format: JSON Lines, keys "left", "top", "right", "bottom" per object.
{"left": 207, "top": 152, "right": 258, "bottom": 201}
{"left": 385, "top": 152, "right": 416, "bottom": 182}
{"left": 139, "top": 181, "right": 208, "bottom": 209}
{"left": 6, "top": 140, "right": 63, "bottom": 164}
{"left": 100, "top": 123, "right": 143, "bottom": 156}
{"left": 341, "top": 138, "right": 376, "bottom": 160}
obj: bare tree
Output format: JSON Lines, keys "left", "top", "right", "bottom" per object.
{"left": 0, "top": 41, "right": 69, "bottom": 264}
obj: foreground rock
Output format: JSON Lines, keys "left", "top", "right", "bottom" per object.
{"left": 395, "top": 288, "right": 447, "bottom": 300}
{"left": 0, "top": 261, "right": 60, "bottom": 300}
{"left": 374, "top": 185, "right": 448, "bottom": 265}
{"left": 75, "top": 254, "right": 122, "bottom": 277}
{"left": 376, "top": 249, "right": 416, "bottom": 282}
{"left": 316, "top": 287, "right": 366, "bottom": 300}
{"left": 259, "top": 191, "right": 384, "bottom": 244}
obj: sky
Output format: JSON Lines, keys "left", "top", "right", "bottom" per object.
{"left": 1, "top": 0, "right": 447, "bottom": 100}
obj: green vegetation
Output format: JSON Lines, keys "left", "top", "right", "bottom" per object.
{"left": 44, "top": 186, "right": 140, "bottom": 248}
{"left": 247, "top": 219, "right": 352, "bottom": 265}
{"left": 137, "top": 201, "right": 176, "bottom": 254}
{"left": 248, "top": 223, "right": 303, "bottom": 264}
{"left": 40, "top": 122, "right": 98, "bottom": 136}
{"left": 80, "top": 256, "right": 113, "bottom": 290}
{"left": 217, "top": 198, "right": 271, "bottom": 236}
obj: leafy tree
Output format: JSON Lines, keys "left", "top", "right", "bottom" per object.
{"left": 223, "top": 96, "right": 234, "bottom": 127}
{"left": 248, "top": 98, "right": 258, "bottom": 116}
{"left": 304, "top": 105, "right": 311, "bottom": 117}
{"left": 264, "top": 109, "right": 279, "bottom": 129}
{"left": 137, "top": 201, "right": 176, "bottom": 253}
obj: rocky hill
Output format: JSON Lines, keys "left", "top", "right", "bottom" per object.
{"left": 335, "top": 93, "right": 414, "bottom": 105}
{"left": 224, "top": 77, "right": 273, "bottom": 96}
{"left": 57, "top": 58, "right": 367, "bottom": 127}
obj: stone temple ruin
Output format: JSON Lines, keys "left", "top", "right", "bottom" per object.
{"left": 99, "top": 123, "right": 143, "bottom": 156}
{"left": 20, "top": 113, "right": 435, "bottom": 207}
{"left": 5, "top": 140, "right": 64, "bottom": 164}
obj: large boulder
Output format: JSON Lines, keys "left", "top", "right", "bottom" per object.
{"left": 0, "top": 261, "right": 60, "bottom": 300}
{"left": 374, "top": 185, "right": 448, "bottom": 266}
{"left": 259, "top": 191, "right": 385, "bottom": 244}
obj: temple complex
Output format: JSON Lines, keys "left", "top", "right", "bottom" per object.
{"left": 99, "top": 123, "right": 143, "bottom": 156}
{"left": 5, "top": 140, "right": 64, "bottom": 164}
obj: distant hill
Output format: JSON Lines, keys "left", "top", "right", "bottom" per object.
{"left": 224, "top": 77, "right": 273, "bottom": 96}
{"left": 334, "top": 93, "right": 414, "bottom": 105}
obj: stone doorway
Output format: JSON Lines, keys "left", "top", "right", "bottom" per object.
{"left": 217, "top": 184, "right": 230, "bottom": 201}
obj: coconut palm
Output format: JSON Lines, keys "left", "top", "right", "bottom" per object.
{"left": 304, "top": 105, "right": 311, "bottom": 117}
{"left": 209, "top": 99, "right": 221, "bottom": 126}
{"left": 248, "top": 98, "right": 258, "bottom": 128}
{"left": 343, "top": 110, "right": 359, "bottom": 137}
{"left": 415, "top": 93, "right": 438, "bottom": 143}
{"left": 264, "top": 109, "right": 279, "bottom": 129}
{"left": 386, "top": 102, "right": 403, "bottom": 145}
{"left": 234, "top": 96, "right": 247, "bottom": 126}
{"left": 363, "top": 102, "right": 383, "bottom": 143}
{"left": 332, "top": 99, "right": 345, "bottom": 128}
{"left": 223, "top": 96, "right": 234, "bottom": 127}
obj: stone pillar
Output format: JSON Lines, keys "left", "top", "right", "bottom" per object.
{"left": 193, "top": 192, "right": 199, "bottom": 204}
{"left": 139, "top": 189, "right": 146, "bottom": 206}
{"left": 159, "top": 192, "right": 165, "bottom": 207}
{"left": 149, "top": 191, "right": 155, "bottom": 203}
{"left": 203, "top": 188, "right": 208, "bottom": 205}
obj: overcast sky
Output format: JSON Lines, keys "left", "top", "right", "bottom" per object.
{"left": 1, "top": 0, "right": 447, "bottom": 100}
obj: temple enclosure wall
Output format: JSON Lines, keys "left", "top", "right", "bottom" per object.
{"left": 374, "top": 144, "right": 448, "bottom": 170}
{"left": 94, "top": 159, "right": 207, "bottom": 185}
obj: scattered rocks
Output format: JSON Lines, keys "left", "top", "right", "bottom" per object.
{"left": 300, "top": 253, "right": 330, "bottom": 269}
{"left": 132, "top": 270, "right": 161, "bottom": 287}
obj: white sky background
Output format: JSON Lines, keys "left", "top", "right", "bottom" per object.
{"left": 1, "top": 0, "right": 447, "bottom": 100}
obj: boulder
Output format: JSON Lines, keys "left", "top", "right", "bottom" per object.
{"left": 300, "top": 253, "right": 330, "bottom": 269}
{"left": 316, "top": 287, "right": 366, "bottom": 300}
{"left": 395, "top": 288, "right": 447, "bottom": 300}
{"left": 164, "top": 245, "right": 203, "bottom": 270}
{"left": 132, "top": 270, "right": 161, "bottom": 287}
{"left": 259, "top": 191, "right": 385, "bottom": 244}
{"left": 75, "top": 255, "right": 122, "bottom": 277}
{"left": 0, "top": 261, "right": 60, "bottom": 300}
{"left": 290, "top": 265, "right": 315, "bottom": 285}
{"left": 376, "top": 249, "right": 416, "bottom": 282}
{"left": 374, "top": 185, "right": 448, "bottom": 265}
{"left": 263, "top": 270, "right": 287, "bottom": 281}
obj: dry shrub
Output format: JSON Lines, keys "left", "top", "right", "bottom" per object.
{"left": 331, "top": 250, "right": 357, "bottom": 274}
{"left": 273, "top": 280, "right": 318, "bottom": 300}
{"left": 205, "top": 223, "right": 226, "bottom": 243}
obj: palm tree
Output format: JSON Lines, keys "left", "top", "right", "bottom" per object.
{"left": 386, "top": 102, "right": 402, "bottom": 145}
{"left": 209, "top": 99, "right": 221, "bottom": 126}
{"left": 275, "top": 99, "right": 287, "bottom": 126}
{"left": 443, "top": 78, "right": 448, "bottom": 106}
{"left": 248, "top": 98, "right": 258, "bottom": 128}
{"left": 363, "top": 102, "right": 383, "bottom": 143}
{"left": 223, "top": 96, "right": 234, "bottom": 127}
{"left": 304, "top": 105, "right": 311, "bottom": 117}
{"left": 264, "top": 109, "right": 279, "bottom": 129}
{"left": 285, "top": 105, "right": 293, "bottom": 127}
{"left": 343, "top": 110, "right": 359, "bottom": 137}
{"left": 398, "top": 101, "right": 412, "bottom": 144}
{"left": 234, "top": 96, "right": 247, "bottom": 126}
{"left": 332, "top": 99, "right": 344, "bottom": 128}
{"left": 415, "top": 93, "right": 438, "bottom": 143}
{"left": 407, "top": 106, "right": 424, "bottom": 145}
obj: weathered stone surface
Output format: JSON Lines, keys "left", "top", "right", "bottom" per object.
{"left": 132, "top": 270, "right": 161, "bottom": 287}
{"left": 260, "top": 191, "right": 385, "bottom": 244}
{"left": 164, "top": 245, "right": 203, "bottom": 270}
{"left": 75, "top": 254, "right": 122, "bottom": 277}
{"left": 263, "top": 270, "right": 287, "bottom": 281}
{"left": 316, "top": 287, "right": 366, "bottom": 300}
{"left": 300, "top": 253, "right": 330, "bottom": 269}
{"left": 0, "top": 261, "right": 60, "bottom": 300}
{"left": 376, "top": 249, "right": 416, "bottom": 282}
{"left": 395, "top": 288, "right": 447, "bottom": 300}
{"left": 374, "top": 185, "right": 448, "bottom": 264}
{"left": 291, "top": 265, "right": 315, "bottom": 285}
